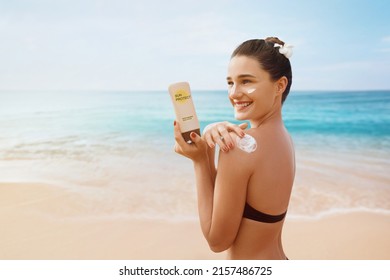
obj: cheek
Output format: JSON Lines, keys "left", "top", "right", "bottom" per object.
{"left": 241, "top": 83, "right": 256, "bottom": 94}
{"left": 253, "top": 91, "right": 275, "bottom": 112}
{"left": 246, "top": 88, "right": 256, "bottom": 94}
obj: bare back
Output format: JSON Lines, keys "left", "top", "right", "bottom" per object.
{"left": 227, "top": 121, "right": 295, "bottom": 259}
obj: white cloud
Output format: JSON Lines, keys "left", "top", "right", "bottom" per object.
{"left": 294, "top": 59, "right": 390, "bottom": 90}
{"left": 381, "top": 36, "right": 390, "bottom": 43}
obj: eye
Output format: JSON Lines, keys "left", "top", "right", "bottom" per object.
{"left": 242, "top": 79, "right": 251, "bottom": 85}
{"left": 227, "top": 81, "right": 234, "bottom": 87}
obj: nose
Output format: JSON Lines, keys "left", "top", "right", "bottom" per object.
{"left": 228, "top": 84, "right": 242, "bottom": 98}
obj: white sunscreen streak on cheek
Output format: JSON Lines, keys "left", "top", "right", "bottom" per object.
{"left": 236, "top": 134, "right": 257, "bottom": 153}
{"left": 246, "top": 88, "right": 256, "bottom": 94}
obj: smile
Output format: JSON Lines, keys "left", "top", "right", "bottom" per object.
{"left": 234, "top": 101, "right": 253, "bottom": 110}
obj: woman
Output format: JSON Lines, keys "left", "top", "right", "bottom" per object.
{"left": 173, "top": 37, "right": 295, "bottom": 259}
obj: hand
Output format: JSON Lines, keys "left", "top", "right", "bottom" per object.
{"left": 203, "top": 121, "right": 248, "bottom": 152}
{"left": 174, "top": 120, "right": 208, "bottom": 162}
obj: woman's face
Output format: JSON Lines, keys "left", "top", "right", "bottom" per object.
{"left": 227, "top": 55, "right": 281, "bottom": 125}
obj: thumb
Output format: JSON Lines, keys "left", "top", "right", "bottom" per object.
{"left": 239, "top": 122, "right": 248, "bottom": 129}
{"left": 190, "top": 132, "right": 201, "bottom": 143}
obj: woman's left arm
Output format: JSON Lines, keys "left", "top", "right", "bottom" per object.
{"left": 174, "top": 121, "right": 252, "bottom": 252}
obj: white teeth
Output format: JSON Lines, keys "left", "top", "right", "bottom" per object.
{"left": 235, "top": 102, "right": 252, "bottom": 108}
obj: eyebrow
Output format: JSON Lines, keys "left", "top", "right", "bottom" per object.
{"left": 226, "top": 74, "right": 257, "bottom": 80}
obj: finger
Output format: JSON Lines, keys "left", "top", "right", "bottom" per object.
{"left": 173, "top": 120, "right": 187, "bottom": 147}
{"left": 190, "top": 132, "right": 202, "bottom": 144}
{"left": 238, "top": 122, "right": 249, "bottom": 130}
{"left": 219, "top": 128, "right": 234, "bottom": 150}
{"left": 203, "top": 131, "right": 215, "bottom": 148}
{"left": 211, "top": 127, "right": 228, "bottom": 152}
{"left": 227, "top": 123, "right": 247, "bottom": 137}
{"left": 222, "top": 121, "right": 239, "bottom": 132}
{"left": 202, "top": 123, "right": 213, "bottom": 135}
{"left": 222, "top": 122, "right": 246, "bottom": 137}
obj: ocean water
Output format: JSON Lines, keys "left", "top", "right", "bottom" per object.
{"left": 0, "top": 90, "right": 389, "bottom": 220}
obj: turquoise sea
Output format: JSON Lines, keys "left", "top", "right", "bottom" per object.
{"left": 0, "top": 90, "right": 389, "bottom": 220}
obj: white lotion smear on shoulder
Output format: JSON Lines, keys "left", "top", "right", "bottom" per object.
{"left": 236, "top": 134, "right": 257, "bottom": 153}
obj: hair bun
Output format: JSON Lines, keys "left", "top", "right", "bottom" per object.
{"left": 265, "top": 37, "right": 285, "bottom": 46}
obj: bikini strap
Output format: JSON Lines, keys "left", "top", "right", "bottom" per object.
{"left": 243, "top": 202, "right": 287, "bottom": 223}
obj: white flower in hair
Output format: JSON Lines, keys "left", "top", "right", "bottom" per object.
{"left": 274, "top": 43, "right": 293, "bottom": 59}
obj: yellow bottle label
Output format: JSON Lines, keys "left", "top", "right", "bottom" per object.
{"left": 174, "top": 88, "right": 191, "bottom": 104}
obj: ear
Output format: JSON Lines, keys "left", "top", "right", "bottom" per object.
{"left": 274, "top": 76, "right": 288, "bottom": 97}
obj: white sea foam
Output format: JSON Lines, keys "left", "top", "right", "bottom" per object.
{"left": 287, "top": 207, "right": 390, "bottom": 221}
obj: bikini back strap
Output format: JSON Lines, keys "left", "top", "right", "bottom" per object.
{"left": 243, "top": 203, "right": 287, "bottom": 223}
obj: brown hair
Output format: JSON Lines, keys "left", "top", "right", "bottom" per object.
{"left": 231, "top": 37, "right": 292, "bottom": 104}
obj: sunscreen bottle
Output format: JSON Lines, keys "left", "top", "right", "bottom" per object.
{"left": 168, "top": 82, "right": 200, "bottom": 143}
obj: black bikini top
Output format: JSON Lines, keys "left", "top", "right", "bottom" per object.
{"left": 243, "top": 202, "right": 287, "bottom": 223}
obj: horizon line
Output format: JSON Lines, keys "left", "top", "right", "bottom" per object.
{"left": 1, "top": 88, "right": 390, "bottom": 92}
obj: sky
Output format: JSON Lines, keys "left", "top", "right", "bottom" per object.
{"left": 0, "top": 0, "right": 389, "bottom": 91}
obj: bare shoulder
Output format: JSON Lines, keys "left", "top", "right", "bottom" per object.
{"left": 215, "top": 132, "right": 256, "bottom": 174}
{"left": 243, "top": 126, "right": 295, "bottom": 171}
{"left": 218, "top": 131, "right": 259, "bottom": 172}
{"left": 227, "top": 130, "right": 258, "bottom": 153}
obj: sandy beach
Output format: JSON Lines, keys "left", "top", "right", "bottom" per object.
{"left": 1, "top": 182, "right": 389, "bottom": 260}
